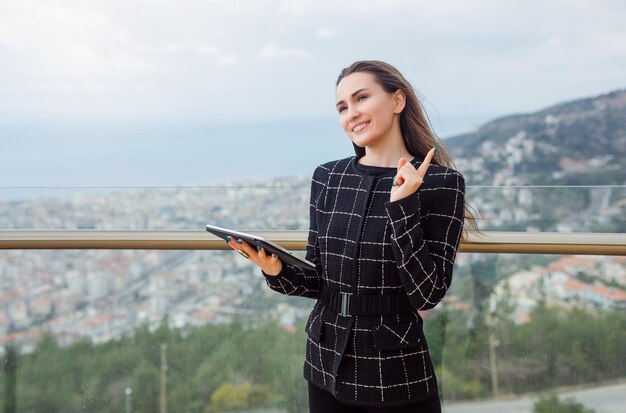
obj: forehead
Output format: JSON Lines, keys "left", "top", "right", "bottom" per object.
{"left": 335, "top": 72, "right": 381, "bottom": 100}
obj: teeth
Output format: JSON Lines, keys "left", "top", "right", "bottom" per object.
{"left": 353, "top": 122, "right": 369, "bottom": 133}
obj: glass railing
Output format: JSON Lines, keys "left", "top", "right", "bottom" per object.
{"left": 0, "top": 184, "right": 311, "bottom": 231}
{"left": 436, "top": 252, "right": 626, "bottom": 413}
{"left": 1, "top": 185, "right": 625, "bottom": 413}
{"left": 1, "top": 185, "right": 624, "bottom": 232}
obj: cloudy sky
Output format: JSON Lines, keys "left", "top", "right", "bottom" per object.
{"left": 2, "top": 0, "right": 624, "bottom": 134}
{"left": 1, "top": 0, "right": 625, "bottom": 190}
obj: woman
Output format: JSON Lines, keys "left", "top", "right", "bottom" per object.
{"left": 227, "top": 60, "right": 476, "bottom": 412}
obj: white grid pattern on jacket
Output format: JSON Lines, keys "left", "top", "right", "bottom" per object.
{"left": 262, "top": 155, "right": 465, "bottom": 407}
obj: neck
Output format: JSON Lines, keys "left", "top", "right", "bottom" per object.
{"left": 358, "top": 124, "right": 414, "bottom": 168}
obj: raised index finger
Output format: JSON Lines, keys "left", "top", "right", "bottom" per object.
{"left": 416, "top": 147, "right": 437, "bottom": 176}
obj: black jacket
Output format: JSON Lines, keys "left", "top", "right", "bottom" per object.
{"left": 262, "top": 154, "right": 465, "bottom": 407}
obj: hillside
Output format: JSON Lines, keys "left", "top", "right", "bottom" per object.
{"left": 446, "top": 89, "right": 626, "bottom": 186}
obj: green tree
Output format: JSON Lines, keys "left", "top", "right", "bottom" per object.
{"left": 3, "top": 343, "right": 18, "bottom": 413}
{"left": 533, "top": 394, "right": 596, "bottom": 413}
{"left": 209, "top": 382, "right": 251, "bottom": 411}
{"left": 19, "top": 333, "right": 74, "bottom": 413}
{"left": 132, "top": 361, "right": 159, "bottom": 413}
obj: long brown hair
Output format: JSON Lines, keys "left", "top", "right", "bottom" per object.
{"left": 336, "top": 60, "right": 480, "bottom": 240}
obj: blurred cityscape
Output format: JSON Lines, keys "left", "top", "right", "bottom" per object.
{"left": 1, "top": 179, "right": 625, "bottom": 353}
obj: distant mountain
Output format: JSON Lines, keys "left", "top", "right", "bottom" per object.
{"left": 446, "top": 89, "right": 626, "bottom": 185}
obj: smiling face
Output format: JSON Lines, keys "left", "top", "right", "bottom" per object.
{"left": 335, "top": 71, "right": 404, "bottom": 149}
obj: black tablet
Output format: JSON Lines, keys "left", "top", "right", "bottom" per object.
{"left": 206, "top": 224, "right": 316, "bottom": 271}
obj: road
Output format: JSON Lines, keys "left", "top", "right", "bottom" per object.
{"left": 443, "top": 381, "right": 626, "bottom": 413}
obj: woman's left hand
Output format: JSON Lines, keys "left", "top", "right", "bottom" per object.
{"left": 390, "top": 147, "right": 436, "bottom": 203}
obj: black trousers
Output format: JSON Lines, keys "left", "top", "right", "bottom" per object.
{"left": 308, "top": 382, "right": 442, "bottom": 413}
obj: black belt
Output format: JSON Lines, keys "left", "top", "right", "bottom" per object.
{"left": 320, "top": 287, "right": 414, "bottom": 316}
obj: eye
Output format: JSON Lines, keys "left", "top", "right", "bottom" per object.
{"left": 338, "top": 106, "right": 346, "bottom": 114}
{"left": 358, "top": 95, "right": 367, "bottom": 101}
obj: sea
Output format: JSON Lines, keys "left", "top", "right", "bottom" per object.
{"left": 0, "top": 117, "right": 473, "bottom": 201}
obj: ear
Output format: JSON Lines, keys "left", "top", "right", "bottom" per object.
{"left": 392, "top": 89, "right": 406, "bottom": 114}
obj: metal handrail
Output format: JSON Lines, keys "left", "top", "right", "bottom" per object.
{"left": 0, "top": 230, "right": 624, "bottom": 255}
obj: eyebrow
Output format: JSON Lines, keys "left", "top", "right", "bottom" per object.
{"left": 336, "top": 88, "right": 369, "bottom": 107}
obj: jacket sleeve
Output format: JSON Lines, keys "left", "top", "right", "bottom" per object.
{"left": 260, "top": 165, "right": 326, "bottom": 299}
{"left": 384, "top": 170, "right": 465, "bottom": 310}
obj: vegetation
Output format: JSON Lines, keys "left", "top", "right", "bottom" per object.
{"left": 1, "top": 303, "right": 624, "bottom": 412}
{"left": 533, "top": 394, "right": 596, "bottom": 413}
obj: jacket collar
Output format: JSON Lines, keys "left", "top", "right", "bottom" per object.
{"left": 350, "top": 154, "right": 424, "bottom": 177}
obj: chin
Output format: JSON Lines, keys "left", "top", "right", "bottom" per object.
{"left": 351, "top": 133, "right": 377, "bottom": 148}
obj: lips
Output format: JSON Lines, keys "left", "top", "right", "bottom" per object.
{"left": 352, "top": 121, "right": 370, "bottom": 133}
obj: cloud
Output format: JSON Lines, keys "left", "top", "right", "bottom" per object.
{"left": 162, "top": 42, "right": 238, "bottom": 65}
{"left": 0, "top": 0, "right": 624, "bottom": 124}
{"left": 257, "top": 42, "right": 312, "bottom": 59}
{"left": 163, "top": 42, "right": 220, "bottom": 56}
{"left": 217, "top": 52, "right": 239, "bottom": 66}
{"left": 316, "top": 28, "right": 336, "bottom": 39}
{"left": 21, "top": 80, "right": 152, "bottom": 95}
{"left": 0, "top": 1, "right": 155, "bottom": 79}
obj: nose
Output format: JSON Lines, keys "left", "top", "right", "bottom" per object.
{"left": 346, "top": 104, "right": 360, "bottom": 120}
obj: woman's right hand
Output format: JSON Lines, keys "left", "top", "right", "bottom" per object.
{"left": 226, "top": 236, "right": 283, "bottom": 276}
